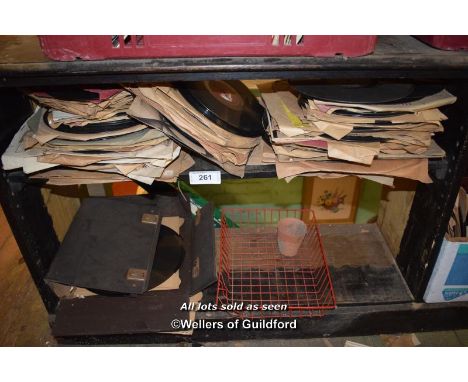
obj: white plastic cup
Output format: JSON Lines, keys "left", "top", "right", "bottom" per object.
{"left": 277, "top": 217, "right": 307, "bottom": 257}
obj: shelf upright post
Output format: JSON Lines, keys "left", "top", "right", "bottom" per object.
{"left": 0, "top": 89, "right": 59, "bottom": 314}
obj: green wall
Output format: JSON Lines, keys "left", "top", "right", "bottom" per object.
{"left": 190, "top": 177, "right": 304, "bottom": 208}
{"left": 355, "top": 180, "right": 382, "bottom": 224}
{"left": 190, "top": 177, "right": 382, "bottom": 223}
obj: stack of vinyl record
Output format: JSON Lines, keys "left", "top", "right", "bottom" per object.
{"left": 260, "top": 82, "right": 457, "bottom": 184}
{"left": 2, "top": 88, "right": 193, "bottom": 185}
{"left": 127, "top": 80, "right": 265, "bottom": 177}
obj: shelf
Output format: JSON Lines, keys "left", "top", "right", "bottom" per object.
{"left": 178, "top": 154, "right": 448, "bottom": 181}
{"left": 55, "top": 301, "right": 468, "bottom": 344}
{"left": 0, "top": 153, "right": 448, "bottom": 185}
{"left": 321, "top": 223, "right": 413, "bottom": 304}
{"left": 3, "top": 36, "right": 468, "bottom": 87}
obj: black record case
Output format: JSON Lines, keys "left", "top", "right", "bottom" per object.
{"left": 50, "top": 194, "right": 215, "bottom": 336}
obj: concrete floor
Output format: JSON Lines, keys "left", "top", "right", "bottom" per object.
{"left": 0, "top": 206, "right": 467, "bottom": 347}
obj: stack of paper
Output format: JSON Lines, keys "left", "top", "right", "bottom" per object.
{"left": 127, "top": 86, "right": 261, "bottom": 177}
{"left": 261, "top": 87, "right": 457, "bottom": 184}
{"left": 1, "top": 107, "right": 194, "bottom": 185}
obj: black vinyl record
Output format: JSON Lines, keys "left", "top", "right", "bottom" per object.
{"left": 177, "top": 80, "right": 265, "bottom": 138}
{"left": 39, "top": 88, "right": 102, "bottom": 102}
{"left": 88, "top": 225, "right": 185, "bottom": 296}
{"left": 148, "top": 225, "right": 185, "bottom": 288}
{"left": 332, "top": 109, "right": 409, "bottom": 118}
{"left": 32, "top": 86, "right": 118, "bottom": 102}
{"left": 291, "top": 82, "right": 415, "bottom": 104}
{"left": 297, "top": 95, "right": 409, "bottom": 118}
{"left": 159, "top": 115, "right": 202, "bottom": 147}
{"left": 45, "top": 112, "right": 139, "bottom": 134}
{"left": 387, "top": 84, "right": 446, "bottom": 104}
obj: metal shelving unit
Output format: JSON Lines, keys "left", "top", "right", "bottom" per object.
{"left": 1, "top": 36, "right": 468, "bottom": 344}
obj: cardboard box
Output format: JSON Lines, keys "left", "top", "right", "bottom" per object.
{"left": 424, "top": 237, "right": 468, "bottom": 302}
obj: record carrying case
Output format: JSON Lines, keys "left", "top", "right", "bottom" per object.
{"left": 46, "top": 196, "right": 164, "bottom": 295}
{"left": 47, "top": 194, "right": 217, "bottom": 336}
{"left": 38, "top": 35, "right": 377, "bottom": 61}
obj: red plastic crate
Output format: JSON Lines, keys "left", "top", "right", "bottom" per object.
{"left": 216, "top": 208, "right": 336, "bottom": 319}
{"left": 38, "top": 35, "right": 377, "bottom": 61}
{"left": 416, "top": 35, "right": 468, "bottom": 51}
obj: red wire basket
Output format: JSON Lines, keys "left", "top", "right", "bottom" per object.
{"left": 216, "top": 208, "right": 336, "bottom": 319}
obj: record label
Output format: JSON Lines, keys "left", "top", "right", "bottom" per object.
{"left": 206, "top": 81, "right": 244, "bottom": 111}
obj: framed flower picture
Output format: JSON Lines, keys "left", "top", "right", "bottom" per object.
{"left": 302, "top": 176, "right": 361, "bottom": 223}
